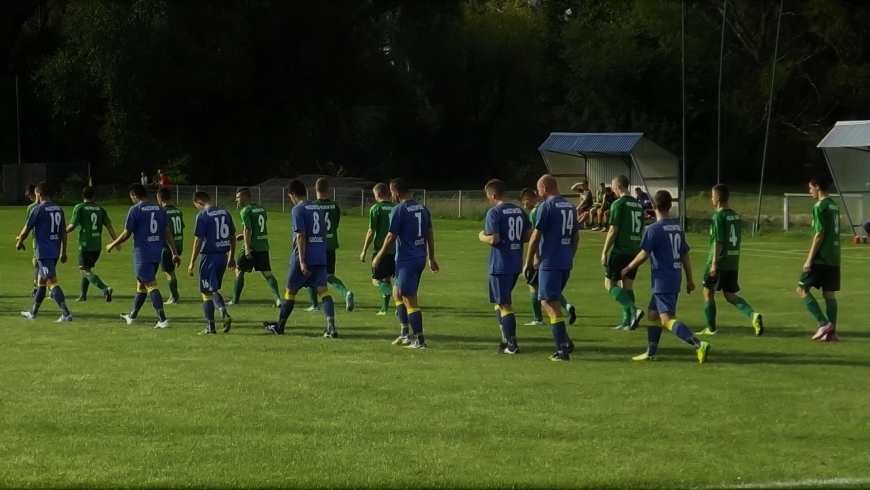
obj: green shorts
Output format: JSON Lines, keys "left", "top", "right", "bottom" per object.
{"left": 327, "top": 249, "right": 337, "bottom": 275}
{"left": 605, "top": 254, "right": 636, "bottom": 281}
{"left": 78, "top": 250, "right": 101, "bottom": 270}
{"left": 798, "top": 264, "right": 840, "bottom": 292}
{"left": 161, "top": 248, "right": 180, "bottom": 273}
{"left": 238, "top": 250, "right": 272, "bottom": 273}
{"left": 704, "top": 268, "right": 740, "bottom": 293}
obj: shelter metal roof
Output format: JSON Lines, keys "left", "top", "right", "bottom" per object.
{"left": 537, "top": 132, "right": 644, "bottom": 154}
{"left": 818, "top": 121, "right": 870, "bottom": 148}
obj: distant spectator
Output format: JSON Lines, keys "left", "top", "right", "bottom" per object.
{"left": 593, "top": 187, "right": 617, "bottom": 232}
{"left": 635, "top": 187, "right": 652, "bottom": 209}
{"left": 572, "top": 181, "right": 593, "bottom": 228}
{"left": 140, "top": 172, "right": 150, "bottom": 186}
{"left": 156, "top": 169, "right": 171, "bottom": 189}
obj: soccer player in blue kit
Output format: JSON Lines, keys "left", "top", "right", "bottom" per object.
{"left": 188, "top": 192, "right": 237, "bottom": 335}
{"left": 263, "top": 179, "right": 339, "bottom": 337}
{"left": 479, "top": 179, "right": 531, "bottom": 354}
{"left": 16, "top": 182, "right": 74, "bottom": 322}
{"left": 373, "top": 178, "right": 439, "bottom": 349}
{"left": 523, "top": 175, "right": 578, "bottom": 362}
{"left": 107, "top": 184, "right": 180, "bottom": 329}
{"left": 621, "top": 190, "right": 711, "bottom": 363}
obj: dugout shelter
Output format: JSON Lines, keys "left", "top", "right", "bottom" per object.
{"left": 536, "top": 132, "right": 681, "bottom": 217}
{"left": 818, "top": 121, "right": 870, "bottom": 236}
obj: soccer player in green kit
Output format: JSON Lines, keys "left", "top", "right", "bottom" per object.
{"left": 230, "top": 187, "right": 282, "bottom": 306}
{"left": 798, "top": 175, "right": 841, "bottom": 342}
{"left": 698, "top": 184, "right": 764, "bottom": 336}
{"left": 66, "top": 186, "right": 117, "bottom": 302}
{"left": 360, "top": 183, "right": 396, "bottom": 315}
{"left": 24, "top": 183, "right": 39, "bottom": 297}
{"left": 306, "top": 178, "right": 355, "bottom": 312}
{"left": 157, "top": 187, "right": 184, "bottom": 304}
{"left": 519, "top": 188, "right": 576, "bottom": 326}
{"left": 600, "top": 175, "right": 644, "bottom": 330}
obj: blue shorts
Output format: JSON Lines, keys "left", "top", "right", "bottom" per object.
{"left": 537, "top": 269, "right": 570, "bottom": 301}
{"left": 489, "top": 273, "right": 519, "bottom": 305}
{"left": 648, "top": 293, "right": 678, "bottom": 316}
{"left": 134, "top": 262, "right": 159, "bottom": 284}
{"left": 36, "top": 259, "right": 58, "bottom": 280}
{"left": 199, "top": 253, "right": 228, "bottom": 294}
{"left": 286, "top": 263, "right": 328, "bottom": 292}
{"left": 395, "top": 257, "right": 426, "bottom": 297}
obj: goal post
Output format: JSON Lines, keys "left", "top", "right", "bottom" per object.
{"left": 782, "top": 192, "right": 868, "bottom": 234}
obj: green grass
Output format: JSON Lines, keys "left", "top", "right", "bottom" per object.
{"left": 1, "top": 204, "right": 870, "bottom": 489}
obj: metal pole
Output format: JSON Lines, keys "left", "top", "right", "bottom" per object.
{"left": 753, "top": 0, "right": 784, "bottom": 235}
{"left": 680, "top": 0, "right": 687, "bottom": 229}
{"left": 458, "top": 190, "right": 463, "bottom": 218}
{"left": 258, "top": 186, "right": 261, "bottom": 205}
{"left": 176, "top": 184, "right": 179, "bottom": 203}
{"left": 282, "top": 187, "right": 285, "bottom": 213}
{"left": 16, "top": 74, "right": 22, "bottom": 165}
{"left": 783, "top": 194, "right": 788, "bottom": 231}
{"left": 423, "top": 189, "right": 427, "bottom": 207}
{"left": 215, "top": 186, "right": 218, "bottom": 205}
{"left": 360, "top": 189, "right": 364, "bottom": 216}
{"left": 716, "top": 0, "right": 728, "bottom": 184}
{"left": 333, "top": 187, "right": 337, "bottom": 201}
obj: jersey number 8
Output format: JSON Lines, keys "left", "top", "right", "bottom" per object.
{"left": 507, "top": 216, "right": 524, "bottom": 242}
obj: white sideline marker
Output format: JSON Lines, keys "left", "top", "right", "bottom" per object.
{"left": 704, "top": 477, "right": 870, "bottom": 489}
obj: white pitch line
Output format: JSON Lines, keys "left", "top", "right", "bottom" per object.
{"left": 703, "top": 476, "right": 870, "bottom": 489}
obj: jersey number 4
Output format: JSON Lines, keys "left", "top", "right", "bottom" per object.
{"left": 560, "top": 209, "right": 574, "bottom": 235}
{"left": 729, "top": 224, "right": 738, "bottom": 247}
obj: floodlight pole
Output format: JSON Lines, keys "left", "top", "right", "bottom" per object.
{"left": 680, "top": 0, "right": 687, "bottom": 229}
{"left": 16, "top": 74, "right": 22, "bottom": 165}
{"left": 753, "top": 0, "right": 784, "bottom": 235}
{"left": 716, "top": 0, "right": 728, "bottom": 184}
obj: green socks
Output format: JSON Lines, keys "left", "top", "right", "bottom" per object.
{"left": 802, "top": 295, "right": 829, "bottom": 325}
{"left": 376, "top": 282, "right": 392, "bottom": 311}
{"left": 265, "top": 275, "right": 280, "bottom": 301}
{"left": 559, "top": 295, "right": 569, "bottom": 309}
{"left": 627, "top": 290, "right": 635, "bottom": 305}
{"left": 80, "top": 276, "right": 90, "bottom": 298}
{"left": 308, "top": 288, "right": 319, "bottom": 308}
{"left": 168, "top": 279, "right": 179, "bottom": 300}
{"left": 233, "top": 275, "right": 245, "bottom": 302}
{"left": 732, "top": 296, "right": 755, "bottom": 319}
{"left": 825, "top": 298, "right": 838, "bottom": 326}
{"left": 704, "top": 300, "right": 717, "bottom": 330}
{"left": 328, "top": 276, "right": 350, "bottom": 296}
{"left": 609, "top": 286, "right": 634, "bottom": 323}
{"left": 86, "top": 272, "right": 107, "bottom": 291}
{"left": 530, "top": 292, "right": 543, "bottom": 322}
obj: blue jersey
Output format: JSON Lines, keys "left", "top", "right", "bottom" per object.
{"left": 641, "top": 218, "right": 690, "bottom": 294}
{"left": 291, "top": 200, "right": 327, "bottom": 266}
{"left": 534, "top": 196, "right": 578, "bottom": 271}
{"left": 26, "top": 202, "right": 65, "bottom": 260}
{"left": 194, "top": 206, "right": 236, "bottom": 255}
{"left": 124, "top": 201, "right": 167, "bottom": 264}
{"left": 389, "top": 200, "right": 432, "bottom": 263}
{"left": 485, "top": 202, "right": 530, "bottom": 275}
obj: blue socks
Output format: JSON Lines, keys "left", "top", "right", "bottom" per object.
{"left": 501, "top": 310, "right": 517, "bottom": 347}
{"left": 148, "top": 288, "right": 166, "bottom": 322}
{"left": 494, "top": 307, "right": 505, "bottom": 342}
{"left": 397, "top": 302, "right": 410, "bottom": 338}
{"left": 321, "top": 294, "right": 337, "bottom": 334}
{"left": 278, "top": 298, "right": 295, "bottom": 330}
{"left": 670, "top": 320, "right": 701, "bottom": 348}
{"left": 550, "top": 318, "right": 568, "bottom": 352}
{"left": 647, "top": 326, "right": 663, "bottom": 357}
{"left": 408, "top": 308, "right": 425, "bottom": 343}
{"left": 212, "top": 292, "right": 228, "bottom": 318}
{"left": 130, "top": 292, "right": 147, "bottom": 319}
{"left": 31, "top": 286, "right": 47, "bottom": 315}
{"left": 203, "top": 300, "right": 216, "bottom": 331}
{"left": 50, "top": 286, "right": 71, "bottom": 317}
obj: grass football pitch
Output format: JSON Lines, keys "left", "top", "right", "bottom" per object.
{"left": 1, "top": 204, "right": 869, "bottom": 489}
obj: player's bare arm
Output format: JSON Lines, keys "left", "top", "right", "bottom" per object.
{"left": 804, "top": 232, "right": 824, "bottom": 272}
{"left": 105, "top": 223, "right": 121, "bottom": 251}
{"left": 188, "top": 236, "right": 202, "bottom": 277}
{"left": 360, "top": 229, "right": 374, "bottom": 262}
{"left": 242, "top": 228, "right": 253, "bottom": 257}
{"left": 106, "top": 230, "right": 131, "bottom": 252}
{"left": 601, "top": 225, "right": 618, "bottom": 266}
{"left": 683, "top": 253, "right": 696, "bottom": 294}
{"left": 427, "top": 228, "right": 439, "bottom": 273}
{"left": 296, "top": 231, "right": 309, "bottom": 275}
{"left": 710, "top": 241, "right": 723, "bottom": 277}
{"left": 163, "top": 226, "right": 181, "bottom": 265}
{"left": 622, "top": 250, "right": 650, "bottom": 279}
{"left": 228, "top": 233, "right": 237, "bottom": 271}
{"left": 523, "top": 229, "right": 542, "bottom": 276}
{"left": 15, "top": 225, "right": 31, "bottom": 249}
{"left": 59, "top": 225, "right": 68, "bottom": 264}
{"left": 571, "top": 229, "right": 580, "bottom": 258}
{"left": 478, "top": 230, "right": 499, "bottom": 246}
{"left": 373, "top": 233, "right": 397, "bottom": 267}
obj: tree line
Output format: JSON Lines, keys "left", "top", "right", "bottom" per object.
{"left": 1, "top": 0, "right": 869, "bottom": 188}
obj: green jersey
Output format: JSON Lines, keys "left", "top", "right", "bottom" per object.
{"left": 812, "top": 197, "right": 840, "bottom": 266}
{"left": 26, "top": 202, "right": 37, "bottom": 250}
{"left": 69, "top": 202, "right": 112, "bottom": 252}
{"left": 707, "top": 208, "right": 741, "bottom": 270}
{"left": 240, "top": 203, "right": 270, "bottom": 252}
{"left": 315, "top": 198, "right": 341, "bottom": 250}
{"left": 529, "top": 205, "right": 539, "bottom": 225}
{"left": 369, "top": 200, "right": 396, "bottom": 254}
{"left": 163, "top": 205, "right": 185, "bottom": 252}
{"left": 608, "top": 195, "right": 643, "bottom": 256}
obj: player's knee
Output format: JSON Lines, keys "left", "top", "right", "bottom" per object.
{"left": 648, "top": 310, "right": 661, "bottom": 323}
{"left": 201, "top": 293, "right": 213, "bottom": 301}
{"left": 822, "top": 290, "right": 836, "bottom": 300}
{"left": 702, "top": 288, "right": 714, "bottom": 301}
{"left": 723, "top": 293, "right": 738, "bottom": 304}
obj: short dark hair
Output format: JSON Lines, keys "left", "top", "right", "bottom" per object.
{"left": 712, "top": 183, "right": 730, "bottom": 202}
{"left": 236, "top": 187, "right": 251, "bottom": 199}
{"left": 604, "top": 186, "right": 612, "bottom": 193}
{"left": 193, "top": 191, "right": 210, "bottom": 203}
{"left": 599, "top": 183, "right": 605, "bottom": 187}
{"left": 315, "top": 178, "right": 329, "bottom": 193}
{"left": 634, "top": 187, "right": 642, "bottom": 193}
{"left": 373, "top": 183, "right": 389, "bottom": 198}
{"left": 809, "top": 174, "right": 830, "bottom": 192}
{"left": 614, "top": 175, "right": 629, "bottom": 190}
{"left": 82, "top": 186, "right": 96, "bottom": 200}
{"left": 484, "top": 179, "right": 506, "bottom": 197}
{"left": 35, "top": 182, "right": 51, "bottom": 198}
{"left": 130, "top": 183, "right": 148, "bottom": 199}
{"left": 390, "top": 177, "right": 410, "bottom": 195}
{"left": 653, "top": 190, "right": 673, "bottom": 212}
{"left": 287, "top": 179, "right": 307, "bottom": 198}
{"left": 157, "top": 187, "right": 172, "bottom": 201}
{"left": 25, "top": 183, "right": 36, "bottom": 196}
{"left": 520, "top": 188, "right": 537, "bottom": 200}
